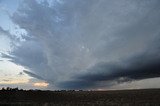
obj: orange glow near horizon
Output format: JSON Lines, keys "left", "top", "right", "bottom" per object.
{"left": 33, "top": 82, "right": 49, "bottom": 87}
{"left": 0, "top": 79, "right": 29, "bottom": 84}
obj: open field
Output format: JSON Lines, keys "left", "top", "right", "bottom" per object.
{"left": 0, "top": 89, "right": 160, "bottom": 106}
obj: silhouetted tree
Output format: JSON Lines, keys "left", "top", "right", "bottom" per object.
{"left": 6, "top": 87, "right": 11, "bottom": 91}
{"left": 12, "top": 87, "right": 18, "bottom": 91}
{"left": 1, "top": 87, "right": 5, "bottom": 91}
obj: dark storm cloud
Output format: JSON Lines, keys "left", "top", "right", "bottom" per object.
{"left": 2, "top": 0, "right": 160, "bottom": 89}
{"left": 60, "top": 54, "right": 160, "bottom": 89}
{"left": 67, "top": 46, "right": 160, "bottom": 89}
{"left": 80, "top": 58, "right": 160, "bottom": 82}
{"left": 9, "top": 40, "right": 53, "bottom": 80}
{"left": 0, "top": 53, "right": 13, "bottom": 59}
{"left": 23, "top": 70, "right": 44, "bottom": 80}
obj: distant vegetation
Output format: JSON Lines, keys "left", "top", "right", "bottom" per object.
{"left": 0, "top": 88, "right": 160, "bottom": 106}
{"left": 1, "top": 87, "right": 21, "bottom": 91}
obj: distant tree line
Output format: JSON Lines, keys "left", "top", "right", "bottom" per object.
{"left": 0, "top": 87, "right": 85, "bottom": 92}
{"left": 1, "top": 87, "right": 22, "bottom": 91}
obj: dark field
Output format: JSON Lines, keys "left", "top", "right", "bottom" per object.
{"left": 0, "top": 89, "right": 160, "bottom": 106}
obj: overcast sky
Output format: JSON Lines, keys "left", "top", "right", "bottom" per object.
{"left": 1, "top": 0, "right": 160, "bottom": 90}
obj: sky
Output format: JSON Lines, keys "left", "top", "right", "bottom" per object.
{"left": 0, "top": 0, "right": 160, "bottom": 90}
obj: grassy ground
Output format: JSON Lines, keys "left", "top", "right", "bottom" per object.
{"left": 0, "top": 89, "right": 160, "bottom": 106}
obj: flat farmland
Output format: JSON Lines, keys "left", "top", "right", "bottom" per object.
{"left": 0, "top": 89, "right": 160, "bottom": 106}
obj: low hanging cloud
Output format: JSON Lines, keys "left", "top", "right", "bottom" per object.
{"left": 2, "top": 0, "right": 160, "bottom": 89}
{"left": 23, "top": 70, "right": 44, "bottom": 80}
{"left": 58, "top": 51, "right": 160, "bottom": 89}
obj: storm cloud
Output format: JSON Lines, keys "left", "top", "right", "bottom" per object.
{"left": 2, "top": 0, "right": 160, "bottom": 89}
